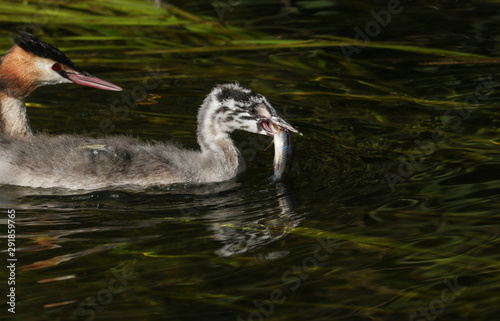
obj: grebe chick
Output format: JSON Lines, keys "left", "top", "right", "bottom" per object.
{"left": 0, "top": 83, "right": 301, "bottom": 190}
{"left": 0, "top": 32, "right": 122, "bottom": 137}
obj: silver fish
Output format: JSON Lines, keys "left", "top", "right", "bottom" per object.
{"left": 272, "top": 124, "right": 295, "bottom": 181}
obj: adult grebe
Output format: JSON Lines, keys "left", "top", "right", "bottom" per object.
{"left": 0, "top": 32, "right": 122, "bottom": 137}
{"left": 0, "top": 83, "right": 301, "bottom": 189}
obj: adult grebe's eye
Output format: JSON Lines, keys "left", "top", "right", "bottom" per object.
{"left": 51, "top": 63, "right": 61, "bottom": 71}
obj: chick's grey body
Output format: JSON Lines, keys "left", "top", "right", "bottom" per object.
{"left": 0, "top": 135, "right": 227, "bottom": 189}
{"left": 0, "top": 83, "right": 300, "bottom": 190}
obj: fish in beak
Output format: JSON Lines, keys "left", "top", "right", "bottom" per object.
{"left": 260, "top": 116, "right": 302, "bottom": 137}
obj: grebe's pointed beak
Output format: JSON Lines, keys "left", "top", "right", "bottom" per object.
{"left": 67, "top": 73, "right": 122, "bottom": 91}
{"left": 270, "top": 116, "right": 302, "bottom": 136}
{"left": 260, "top": 116, "right": 302, "bottom": 136}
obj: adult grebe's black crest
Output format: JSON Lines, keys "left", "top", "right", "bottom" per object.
{"left": 13, "top": 32, "right": 86, "bottom": 75}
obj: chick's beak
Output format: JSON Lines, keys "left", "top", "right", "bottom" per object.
{"left": 260, "top": 116, "right": 302, "bottom": 136}
{"left": 270, "top": 116, "right": 302, "bottom": 136}
{"left": 67, "top": 73, "right": 122, "bottom": 91}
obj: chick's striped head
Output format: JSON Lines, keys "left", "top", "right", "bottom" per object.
{"left": 201, "top": 83, "right": 300, "bottom": 136}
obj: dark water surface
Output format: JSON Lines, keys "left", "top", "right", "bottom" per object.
{"left": 1, "top": 1, "right": 500, "bottom": 320}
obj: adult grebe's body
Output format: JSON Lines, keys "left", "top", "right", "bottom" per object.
{"left": 0, "top": 84, "right": 300, "bottom": 189}
{"left": 0, "top": 32, "right": 122, "bottom": 137}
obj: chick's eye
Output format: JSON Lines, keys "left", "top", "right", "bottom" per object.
{"left": 51, "top": 63, "right": 61, "bottom": 71}
{"left": 248, "top": 106, "right": 257, "bottom": 115}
